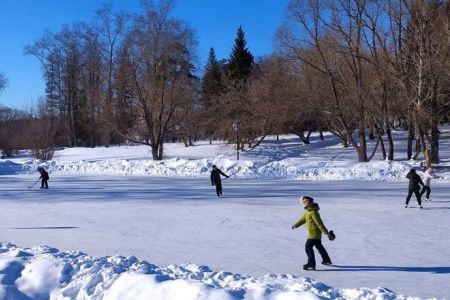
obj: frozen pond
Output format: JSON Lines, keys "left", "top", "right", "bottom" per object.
{"left": 0, "top": 175, "right": 449, "bottom": 299}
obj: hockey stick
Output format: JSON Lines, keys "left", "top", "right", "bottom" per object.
{"left": 222, "top": 167, "right": 242, "bottom": 180}
{"left": 28, "top": 178, "right": 40, "bottom": 189}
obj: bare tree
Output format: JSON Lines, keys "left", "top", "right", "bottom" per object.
{"left": 111, "top": 0, "right": 199, "bottom": 160}
{"left": 401, "top": 0, "right": 450, "bottom": 164}
{"left": 95, "top": 4, "right": 128, "bottom": 146}
{"left": 26, "top": 25, "right": 86, "bottom": 147}
{"left": 0, "top": 105, "right": 30, "bottom": 158}
{"left": 25, "top": 99, "right": 56, "bottom": 160}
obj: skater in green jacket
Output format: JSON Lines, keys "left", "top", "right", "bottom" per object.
{"left": 292, "top": 196, "right": 334, "bottom": 270}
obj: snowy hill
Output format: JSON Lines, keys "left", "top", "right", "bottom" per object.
{"left": 2, "top": 130, "right": 450, "bottom": 182}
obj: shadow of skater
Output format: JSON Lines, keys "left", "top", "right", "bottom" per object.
{"left": 323, "top": 265, "right": 450, "bottom": 274}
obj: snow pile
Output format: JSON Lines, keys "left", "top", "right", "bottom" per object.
{"left": 1, "top": 132, "right": 450, "bottom": 182}
{"left": 0, "top": 242, "right": 414, "bottom": 300}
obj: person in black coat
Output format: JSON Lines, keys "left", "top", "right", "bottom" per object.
{"left": 37, "top": 167, "right": 49, "bottom": 189}
{"left": 210, "top": 165, "right": 229, "bottom": 197}
{"left": 405, "top": 168, "right": 424, "bottom": 208}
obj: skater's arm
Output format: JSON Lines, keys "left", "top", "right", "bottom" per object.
{"left": 292, "top": 216, "right": 305, "bottom": 229}
{"left": 210, "top": 173, "right": 214, "bottom": 185}
{"left": 311, "top": 211, "right": 329, "bottom": 235}
{"left": 418, "top": 176, "right": 424, "bottom": 186}
{"left": 219, "top": 170, "right": 229, "bottom": 178}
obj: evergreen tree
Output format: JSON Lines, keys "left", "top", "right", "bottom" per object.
{"left": 227, "top": 26, "right": 254, "bottom": 80}
{"left": 202, "top": 47, "right": 223, "bottom": 104}
{"left": 0, "top": 72, "right": 6, "bottom": 92}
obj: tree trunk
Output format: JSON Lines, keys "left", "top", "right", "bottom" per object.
{"left": 368, "top": 126, "right": 375, "bottom": 140}
{"left": 357, "top": 122, "right": 367, "bottom": 162}
{"left": 151, "top": 144, "right": 159, "bottom": 160}
{"left": 379, "top": 135, "right": 386, "bottom": 160}
{"left": 151, "top": 143, "right": 164, "bottom": 160}
{"left": 296, "top": 131, "right": 311, "bottom": 144}
{"left": 430, "top": 89, "right": 439, "bottom": 164}
{"left": 430, "top": 122, "right": 439, "bottom": 164}
{"left": 386, "top": 125, "right": 394, "bottom": 160}
{"left": 407, "top": 116, "right": 414, "bottom": 160}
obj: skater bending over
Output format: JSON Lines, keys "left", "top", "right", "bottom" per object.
{"left": 292, "top": 196, "right": 334, "bottom": 270}
{"left": 405, "top": 168, "right": 424, "bottom": 208}
{"left": 37, "top": 167, "right": 49, "bottom": 189}
{"left": 210, "top": 165, "right": 229, "bottom": 197}
{"left": 420, "top": 167, "right": 433, "bottom": 201}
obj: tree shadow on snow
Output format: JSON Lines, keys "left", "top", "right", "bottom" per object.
{"left": 5, "top": 226, "right": 78, "bottom": 230}
{"left": 422, "top": 206, "right": 450, "bottom": 210}
{"left": 323, "top": 265, "right": 450, "bottom": 274}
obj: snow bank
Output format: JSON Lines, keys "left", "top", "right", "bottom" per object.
{"left": 0, "top": 242, "right": 415, "bottom": 300}
{"left": 1, "top": 133, "right": 450, "bottom": 182}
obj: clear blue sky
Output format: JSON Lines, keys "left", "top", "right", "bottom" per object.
{"left": 0, "top": 0, "right": 290, "bottom": 109}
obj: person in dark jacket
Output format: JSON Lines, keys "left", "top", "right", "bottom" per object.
{"left": 405, "top": 168, "right": 424, "bottom": 208}
{"left": 210, "top": 165, "right": 229, "bottom": 197}
{"left": 37, "top": 167, "right": 49, "bottom": 189}
{"left": 292, "top": 196, "right": 333, "bottom": 270}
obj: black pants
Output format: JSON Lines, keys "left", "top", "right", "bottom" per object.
{"left": 305, "top": 239, "right": 331, "bottom": 267}
{"left": 41, "top": 179, "right": 48, "bottom": 189}
{"left": 420, "top": 186, "right": 431, "bottom": 199}
{"left": 214, "top": 181, "right": 223, "bottom": 197}
{"left": 406, "top": 188, "right": 421, "bottom": 205}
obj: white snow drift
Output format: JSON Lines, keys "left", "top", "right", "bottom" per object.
{"left": 1, "top": 131, "right": 450, "bottom": 182}
{"left": 0, "top": 242, "right": 411, "bottom": 300}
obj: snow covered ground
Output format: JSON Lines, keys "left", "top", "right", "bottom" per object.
{"left": 2, "top": 130, "right": 450, "bottom": 182}
{"left": 1, "top": 130, "right": 450, "bottom": 299}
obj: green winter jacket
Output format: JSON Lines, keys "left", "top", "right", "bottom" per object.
{"left": 292, "top": 203, "right": 329, "bottom": 240}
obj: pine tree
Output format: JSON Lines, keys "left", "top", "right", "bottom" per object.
{"left": 202, "top": 48, "right": 223, "bottom": 104}
{"left": 227, "top": 26, "right": 254, "bottom": 80}
{"left": 0, "top": 72, "right": 6, "bottom": 92}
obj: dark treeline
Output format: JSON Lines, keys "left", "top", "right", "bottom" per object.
{"left": 1, "top": 0, "right": 449, "bottom": 163}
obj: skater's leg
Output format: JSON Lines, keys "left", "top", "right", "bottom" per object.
{"left": 405, "top": 189, "right": 413, "bottom": 205}
{"left": 414, "top": 189, "right": 422, "bottom": 206}
{"left": 44, "top": 180, "right": 48, "bottom": 189}
{"left": 314, "top": 239, "right": 332, "bottom": 264}
{"left": 217, "top": 182, "right": 223, "bottom": 196}
{"left": 304, "top": 239, "right": 316, "bottom": 268}
{"left": 425, "top": 186, "right": 431, "bottom": 199}
{"left": 41, "top": 179, "right": 45, "bottom": 189}
{"left": 420, "top": 186, "right": 426, "bottom": 197}
{"left": 215, "top": 184, "right": 220, "bottom": 197}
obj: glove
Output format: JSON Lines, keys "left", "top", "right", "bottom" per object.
{"left": 328, "top": 230, "right": 336, "bottom": 241}
{"left": 291, "top": 225, "right": 295, "bottom": 230}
